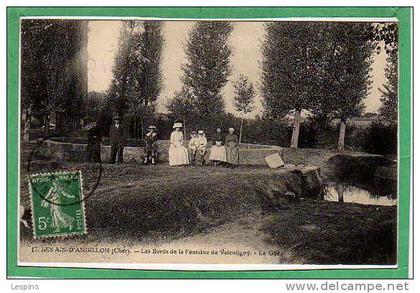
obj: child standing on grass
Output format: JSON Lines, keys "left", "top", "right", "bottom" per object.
{"left": 144, "top": 125, "right": 158, "bottom": 165}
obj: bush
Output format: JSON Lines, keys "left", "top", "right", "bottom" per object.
{"left": 361, "top": 121, "right": 397, "bottom": 156}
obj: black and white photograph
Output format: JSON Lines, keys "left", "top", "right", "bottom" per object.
{"left": 18, "top": 18, "right": 399, "bottom": 269}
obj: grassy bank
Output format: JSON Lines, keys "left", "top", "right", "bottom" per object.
{"left": 262, "top": 199, "right": 396, "bottom": 264}
{"left": 20, "top": 143, "right": 397, "bottom": 264}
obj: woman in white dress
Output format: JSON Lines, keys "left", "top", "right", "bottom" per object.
{"left": 169, "top": 122, "right": 190, "bottom": 166}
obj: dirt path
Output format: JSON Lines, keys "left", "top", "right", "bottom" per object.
{"left": 20, "top": 213, "right": 291, "bottom": 265}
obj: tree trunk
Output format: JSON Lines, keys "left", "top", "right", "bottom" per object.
{"left": 134, "top": 118, "right": 138, "bottom": 144}
{"left": 290, "top": 109, "right": 301, "bottom": 148}
{"left": 337, "top": 184, "right": 344, "bottom": 203}
{"left": 337, "top": 119, "right": 346, "bottom": 151}
{"left": 239, "top": 114, "right": 244, "bottom": 144}
{"left": 140, "top": 117, "right": 144, "bottom": 140}
{"left": 44, "top": 114, "right": 50, "bottom": 136}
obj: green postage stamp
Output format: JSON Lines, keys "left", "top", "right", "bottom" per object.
{"left": 29, "top": 171, "right": 87, "bottom": 238}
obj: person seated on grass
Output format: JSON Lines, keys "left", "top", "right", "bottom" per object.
{"left": 144, "top": 125, "right": 158, "bottom": 165}
{"left": 188, "top": 131, "right": 199, "bottom": 165}
{"left": 196, "top": 130, "right": 208, "bottom": 166}
{"left": 209, "top": 127, "right": 227, "bottom": 167}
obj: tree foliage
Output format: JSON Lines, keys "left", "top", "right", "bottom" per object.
{"left": 311, "top": 22, "right": 374, "bottom": 123}
{"left": 372, "top": 23, "right": 399, "bottom": 55}
{"left": 379, "top": 50, "right": 398, "bottom": 124}
{"left": 179, "top": 21, "right": 233, "bottom": 126}
{"left": 109, "top": 20, "right": 163, "bottom": 120}
{"left": 233, "top": 74, "right": 256, "bottom": 143}
{"left": 233, "top": 74, "right": 256, "bottom": 115}
{"left": 166, "top": 87, "right": 196, "bottom": 134}
{"left": 21, "top": 19, "right": 87, "bottom": 132}
{"left": 260, "top": 22, "right": 328, "bottom": 118}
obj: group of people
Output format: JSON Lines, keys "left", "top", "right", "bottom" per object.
{"left": 169, "top": 122, "right": 239, "bottom": 167}
{"left": 85, "top": 116, "right": 240, "bottom": 167}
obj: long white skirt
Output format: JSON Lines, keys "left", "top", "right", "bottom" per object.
{"left": 169, "top": 145, "right": 190, "bottom": 166}
{"left": 209, "top": 145, "right": 227, "bottom": 162}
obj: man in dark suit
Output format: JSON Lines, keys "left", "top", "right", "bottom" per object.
{"left": 109, "top": 116, "right": 125, "bottom": 164}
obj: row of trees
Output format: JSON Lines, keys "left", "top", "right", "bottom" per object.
{"left": 166, "top": 22, "right": 256, "bottom": 143}
{"left": 21, "top": 19, "right": 88, "bottom": 138}
{"left": 164, "top": 21, "right": 398, "bottom": 150}
{"left": 25, "top": 20, "right": 395, "bottom": 152}
{"left": 261, "top": 22, "right": 375, "bottom": 150}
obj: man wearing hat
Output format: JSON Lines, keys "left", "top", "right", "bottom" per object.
{"left": 144, "top": 125, "right": 158, "bottom": 165}
{"left": 109, "top": 115, "right": 125, "bottom": 164}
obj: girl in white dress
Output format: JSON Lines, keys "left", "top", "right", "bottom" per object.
{"left": 169, "top": 122, "right": 190, "bottom": 166}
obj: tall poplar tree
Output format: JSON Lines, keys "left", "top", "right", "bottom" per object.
{"left": 311, "top": 23, "right": 374, "bottom": 150}
{"left": 109, "top": 20, "right": 163, "bottom": 139}
{"left": 180, "top": 21, "right": 233, "bottom": 129}
{"left": 260, "top": 22, "right": 327, "bottom": 148}
{"left": 233, "top": 75, "right": 256, "bottom": 144}
{"left": 21, "top": 19, "right": 88, "bottom": 134}
{"left": 379, "top": 50, "right": 398, "bottom": 124}
{"left": 376, "top": 23, "right": 398, "bottom": 125}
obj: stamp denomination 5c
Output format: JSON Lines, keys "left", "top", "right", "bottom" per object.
{"left": 29, "top": 171, "right": 87, "bottom": 238}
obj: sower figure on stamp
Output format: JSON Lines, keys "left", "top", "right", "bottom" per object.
{"left": 144, "top": 125, "right": 158, "bottom": 165}
{"left": 41, "top": 177, "right": 76, "bottom": 233}
{"left": 109, "top": 115, "right": 125, "bottom": 164}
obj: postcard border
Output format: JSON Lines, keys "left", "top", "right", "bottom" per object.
{"left": 6, "top": 6, "right": 413, "bottom": 279}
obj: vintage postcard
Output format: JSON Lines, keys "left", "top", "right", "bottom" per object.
{"left": 7, "top": 7, "right": 412, "bottom": 278}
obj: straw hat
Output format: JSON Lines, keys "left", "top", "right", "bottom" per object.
{"left": 173, "top": 122, "right": 183, "bottom": 128}
{"left": 198, "top": 130, "right": 204, "bottom": 135}
{"left": 229, "top": 127, "right": 235, "bottom": 132}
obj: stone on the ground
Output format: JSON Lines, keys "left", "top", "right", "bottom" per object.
{"left": 264, "top": 153, "right": 285, "bottom": 168}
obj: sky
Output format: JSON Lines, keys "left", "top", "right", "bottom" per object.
{"left": 87, "top": 20, "right": 387, "bottom": 117}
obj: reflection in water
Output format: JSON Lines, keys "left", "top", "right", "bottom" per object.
{"left": 323, "top": 183, "right": 397, "bottom": 206}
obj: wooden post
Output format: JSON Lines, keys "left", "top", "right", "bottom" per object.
{"left": 183, "top": 115, "right": 187, "bottom": 139}
{"left": 239, "top": 114, "right": 244, "bottom": 144}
